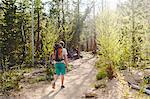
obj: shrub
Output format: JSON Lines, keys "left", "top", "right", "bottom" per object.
{"left": 96, "top": 67, "right": 107, "bottom": 80}
{"left": 28, "top": 76, "right": 47, "bottom": 84}
{"left": 35, "top": 76, "right": 47, "bottom": 82}
{"left": 68, "top": 64, "right": 73, "bottom": 71}
{"left": 144, "top": 76, "right": 150, "bottom": 84}
{"left": 0, "top": 71, "right": 23, "bottom": 93}
{"left": 95, "top": 60, "right": 105, "bottom": 68}
{"left": 118, "top": 65, "right": 127, "bottom": 70}
{"left": 106, "top": 65, "right": 115, "bottom": 80}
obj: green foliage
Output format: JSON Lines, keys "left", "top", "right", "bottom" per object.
{"left": 1, "top": 0, "right": 20, "bottom": 69}
{"left": 46, "top": 64, "right": 54, "bottom": 80}
{"left": 118, "top": 0, "right": 150, "bottom": 67}
{"left": 118, "top": 64, "right": 127, "bottom": 70}
{"left": 21, "top": 67, "right": 33, "bottom": 73}
{"left": 28, "top": 76, "right": 47, "bottom": 84}
{"left": 0, "top": 70, "right": 23, "bottom": 92}
{"left": 143, "top": 76, "right": 150, "bottom": 84}
{"left": 35, "top": 76, "right": 46, "bottom": 82}
{"left": 96, "top": 11, "right": 123, "bottom": 69}
{"left": 68, "top": 64, "right": 73, "bottom": 71}
{"left": 0, "top": 0, "right": 95, "bottom": 94}
{"left": 0, "top": 0, "right": 90, "bottom": 70}
{"left": 96, "top": 67, "right": 107, "bottom": 80}
{"left": 96, "top": 60, "right": 115, "bottom": 80}
{"left": 41, "top": 20, "right": 58, "bottom": 56}
{"left": 95, "top": 60, "right": 105, "bottom": 69}
{"left": 96, "top": 0, "right": 150, "bottom": 71}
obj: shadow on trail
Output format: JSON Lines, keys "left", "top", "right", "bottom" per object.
{"left": 41, "top": 88, "right": 62, "bottom": 99}
{"left": 66, "top": 56, "right": 96, "bottom": 84}
{"left": 67, "top": 61, "right": 96, "bottom": 98}
{"left": 67, "top": 70, "right": 91, "bottom": 84}
{"left": 41, "top": 90, "right": 54, "bottom": 99}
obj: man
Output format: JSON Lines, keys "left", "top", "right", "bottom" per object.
{"left": 52, "top": 41, "right": 68, "bottom": 89}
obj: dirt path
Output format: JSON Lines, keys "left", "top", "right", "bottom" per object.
{"left": 1, "top": 54, "right": 97, "bottom": 99}
{"left": 43, "top": 56, "right": 97, "bottom": 99}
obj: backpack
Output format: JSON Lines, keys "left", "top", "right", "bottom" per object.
{"left": 54, "top": 44, "right": 63, "bottom": 61}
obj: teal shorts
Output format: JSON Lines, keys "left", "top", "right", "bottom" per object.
{"left": 54, "top": 62, "right": 66, "bottom": 75}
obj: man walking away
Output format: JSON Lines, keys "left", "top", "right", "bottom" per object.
{"left": 52, "top": 41, "right": 68, "bottom": 89}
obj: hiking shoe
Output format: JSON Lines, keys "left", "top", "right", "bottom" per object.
{"left": 61, "top": 85, "right": 65, "bottom": 89}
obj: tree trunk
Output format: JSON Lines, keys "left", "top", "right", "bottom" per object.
{"left": 93, "top": 0, "right": 97, "bottom": 54}
{"left": 86, "top": 38, "right": 89, "bottom": 51}
{"left": 62, "top": 0, "right": 65, "bottom": 41}
{"left": 131, "top": 0, "right": 136, "bottom": 67}
{"left": 77, "top": 0, "right": 80, "bottom": 58}
{"left": 57, "top": 0, "right": 61, "bottom": 29}
{"left": 31, "top": 0, "right": 35, "bottom": 66}
{"left": 36, "top": 10, "right": 40, "bottom": 51}
{"left": 21, "top": 19, "right": 26, "bottom": 66}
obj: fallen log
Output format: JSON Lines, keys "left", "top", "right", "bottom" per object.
{"left": 128, "top": 82, "right": 150, "bottom": 95}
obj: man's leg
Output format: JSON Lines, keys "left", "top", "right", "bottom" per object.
{"left": 52, "top": 63, "right": 60, "bottom": 89}
{"left": 61, "top": 75, "right": 64, "bottom": 86}
{"left": 60, "top": 63, "right": 66, "bottom": 88}
{"left": 52, "top": 74, "right": 59, "bottom": 89}
{"left": 61, "top": 75, "right": 65, "bottom": 88}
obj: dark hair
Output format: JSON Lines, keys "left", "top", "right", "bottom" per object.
{"left": 54, "top": 43, "right": 61, "bottom": 49}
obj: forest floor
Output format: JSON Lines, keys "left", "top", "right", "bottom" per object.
{"left": 0, "top": 53, "right": 150, "bottom": 99}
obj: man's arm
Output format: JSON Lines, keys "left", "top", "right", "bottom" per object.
{"left": 63, "top": 48, "right": 69, "bottom": 70}
{"left": 64, "top": 54, "right": 68, "bottom": 70}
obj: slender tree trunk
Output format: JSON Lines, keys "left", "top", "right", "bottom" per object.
{"left": 62, "top": 0, "right": 65, "bottom": 41}
{"left": 21, "top": 20, "right": 26, "bottom": 65}
{"left": 31, "top": 0, "right": 35, "bottom": 66}
{"left": 86, "top": 38, "right": 89, "bottom": 51}
{"left": 36, "top": 10, "right": 40, "bottom": 51}
{"left": 0, "top": 51, "right": 3, "bottom": 72}
{"left": 77, "top": 0, "right": 80, "bottom": 58}
{"left": 131, "top": 0, "right": 136, "bottom": 67}
{"left": 93, "top": 0, "right": 97, "bottom": 54}
{"left": 3, "top": 56, "right": 6, "bottom": 71}
{"left": 57, "top": 0, "right": 61, "bottom": 29}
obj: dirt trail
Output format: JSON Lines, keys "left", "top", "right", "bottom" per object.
{"left": 1, "top": 54, "right": 97, "bottom": 99}
{"left": 44, "top": 56, "right": 97, "bottom": 99}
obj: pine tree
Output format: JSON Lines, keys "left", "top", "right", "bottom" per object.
{"left": 1, "top": 0, "right": 18, "bottom": 70}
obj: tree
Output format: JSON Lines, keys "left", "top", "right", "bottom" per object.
{"left": 35, "top": 0, "right": 42, "bottom": 52}
{"left": 1, "top": 0, "right": 20, "bottom": 70}
{"left": 118, "top": 0, "right": 150, "bottom": 67}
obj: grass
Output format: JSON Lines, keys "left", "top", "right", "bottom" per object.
{"left": 95, "top": 60, "right": 115, "bottom": 80}
{"left": 28, "top": 76, "right": 47, "bottom": 84}
{"left": 0, "top": 66, "right": 35, "bottom": 93}
{"left": 96, "top": 67, "right": 107, "bottom": 80}
{"left": 68, "top": 64, "right": 73, "bottom": 71}
{"left": 95, "top": 60, "right": 104, "bottom": 69}
{"left": 95, "top": 60, "right": 107, "bottom": 80}
{"left": 0, "top": 70, "right": 23, "bottom": 92}
{"left": 21, "top": 67, "right": 33, "bottom": 73}
{"left": 143, "top": 76, "right": 150, "bottom": 84}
